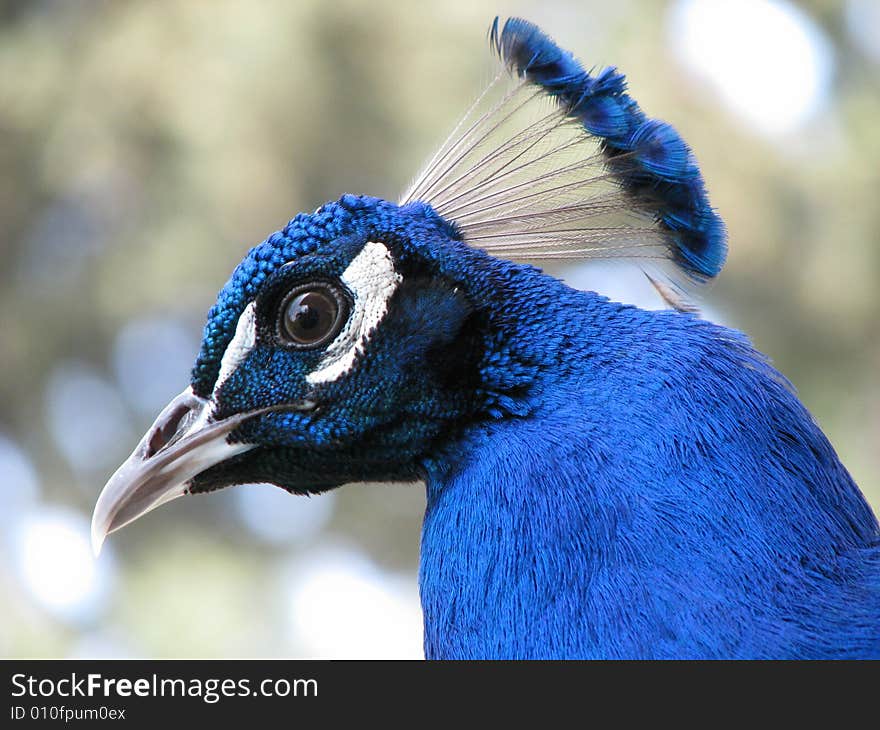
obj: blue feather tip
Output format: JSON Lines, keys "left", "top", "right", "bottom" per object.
{"left": 489, "top": 17, "right": 727, "bottom": 281}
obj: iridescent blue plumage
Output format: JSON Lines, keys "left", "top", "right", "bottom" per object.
{"left": 94, "top": 18, "right": 880, "bottom": 659}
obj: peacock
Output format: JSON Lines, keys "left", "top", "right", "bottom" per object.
{"left": 92, "top": 18, "right": 880, "bottom": 659}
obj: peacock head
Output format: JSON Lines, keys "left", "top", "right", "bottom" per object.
{"left": 92, "top": 17, "right": 727, "bottom": 554}
{"left": 91, "top": 196, "right": 520, "bottom": 552}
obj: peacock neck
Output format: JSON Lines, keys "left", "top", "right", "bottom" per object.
{"left": 415, "top": 289, "right": 680, "bottom": 659}
{"left": 416, "top": 289, "right": 879, "bottom": 659}
{"left": 419, "top": 384, "right": 625, "bottom": 659}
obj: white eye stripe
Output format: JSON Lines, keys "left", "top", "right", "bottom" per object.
{"left": 212, "top": 300, "right": 257, "bottom": 397}
{"left": 210, "top": 241, "right": 400, "bottom": 397}
{"left": 307, "top": 241, "right": 402, "bottom": 384}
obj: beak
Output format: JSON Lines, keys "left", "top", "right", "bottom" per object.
{"left": 90, "top": 387, "right": 255, "bottom": 557}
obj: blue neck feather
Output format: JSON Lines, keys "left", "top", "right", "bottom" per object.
{"left": 418, "top": 268, "right": 880, "bottom": 659}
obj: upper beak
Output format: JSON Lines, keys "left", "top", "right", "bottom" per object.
{"left": 90, "top": 387, "right": 255, "bottom": 556}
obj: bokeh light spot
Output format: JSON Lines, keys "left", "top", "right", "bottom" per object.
{"left": 0, "top": 434, "right": 40, "bottom": 527}
{"left": 112, "top": 316, "right": 199, "bottom": 417}
{"left": 235, "top": 483, "right": 336, "bottom": 545}
{"left": 283, "top": 544, "right": 423, "bottom": 659}
{"left": 44, "top": 361, "right": 132, "bottom": 475}
{"left": 668, "top": 0, "right": 833, "bottom": 136}
{"left": 13, "top": 508, "right": 115, "bottom": 624}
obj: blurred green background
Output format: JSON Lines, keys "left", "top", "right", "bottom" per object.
{"left": 1, "top": 0, "right": 878, "bottom": 658}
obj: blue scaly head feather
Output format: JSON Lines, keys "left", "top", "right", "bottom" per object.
{"left": 94, "top": 18, "right": 880, "bottom": 658}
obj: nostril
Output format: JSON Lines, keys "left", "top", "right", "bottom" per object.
{"left": 145, "top": 402, "right": 194, "bottom": 459}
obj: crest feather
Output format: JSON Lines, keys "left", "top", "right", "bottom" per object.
{"left": 401, "top": 17, "right": 727, "bottom": 299}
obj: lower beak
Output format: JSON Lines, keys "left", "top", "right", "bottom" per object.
{"left": 90, "top": 387, "right": 255, "bottom": 556}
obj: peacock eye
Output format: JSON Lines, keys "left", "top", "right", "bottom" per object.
{"left": 278, "top": 283, "right": 348, "bottom": 348}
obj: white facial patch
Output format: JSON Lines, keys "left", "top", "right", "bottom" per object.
{"left": 307, "top": 241, "right": 402, "bottom": 384}
{"left": 213, "top": 300, "right": 257, "bottom": 397}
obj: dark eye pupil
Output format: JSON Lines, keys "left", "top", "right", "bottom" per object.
{"left": 294, "top": 302, "right": 320, "bottom": 331}
{"left": 282, "top": 289, "right": 341, "bottom": 345}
